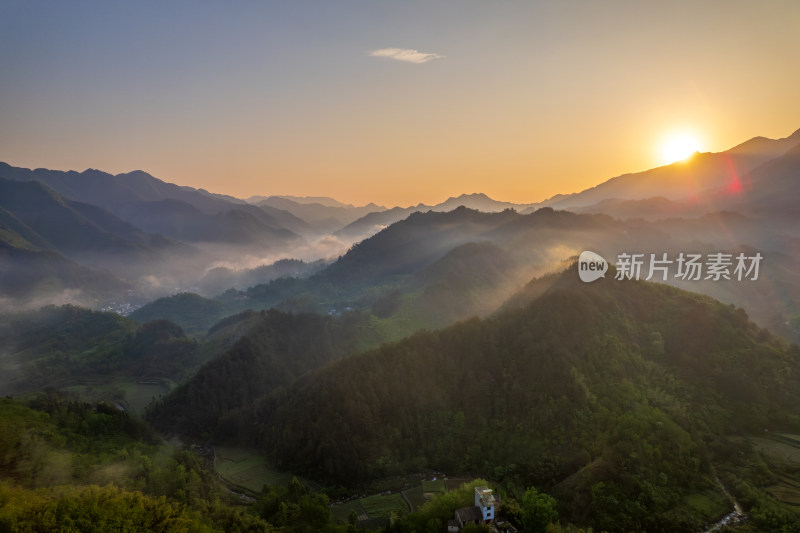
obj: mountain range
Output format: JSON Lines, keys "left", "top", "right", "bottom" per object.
{"left": 3, "top": 125, "right": 799, "bottom": 339}
{"left": 250, "top": 196, "right": 386, "bottom": 235}
{"left": 334, "top": 192, "right": 537, "bottom": 240}
{"left": 0, "top": 177, "right": 184, "bottom": 260}
{"left": 3, "top": 125, "right": 800, "bottom": 532}
{"left": 323, "top": 127, "right": 800, "bottom": 240}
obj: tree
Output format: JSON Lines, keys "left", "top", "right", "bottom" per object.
{"left": 522, "top": 486, "right": 558, "bottom": 533}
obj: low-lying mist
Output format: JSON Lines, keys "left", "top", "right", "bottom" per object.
{"left": 2, "top": 206, "right": 798, "bottom": 346}
{"left": 0, "top": 231, "right": 364, "bottom": 315}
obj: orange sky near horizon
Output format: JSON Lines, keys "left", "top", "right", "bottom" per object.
{"left": 1, "top": 1, "right": 799, "bottom": 207}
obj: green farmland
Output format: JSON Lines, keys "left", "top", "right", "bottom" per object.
{"left": 215, "top": 447, "right": 304, "bottom": 493}
{"left": 748, "top": 433, "right": 800, "bottom": 506}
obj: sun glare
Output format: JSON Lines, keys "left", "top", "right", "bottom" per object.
{"left": 659, "top": 133, "right": 704, "bottom": 165}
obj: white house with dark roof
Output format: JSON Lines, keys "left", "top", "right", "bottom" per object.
{"left": 475, "top": 486, "right": 498, "bottom": 521}
{"left": 448, "top": 486, "right": 516, "bottom": 532}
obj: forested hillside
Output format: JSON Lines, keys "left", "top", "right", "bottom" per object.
{"left": 243, "top": 266, "right": 800, "bottom": 531}
{"left": 0, "top": 306, "right": 201, "bottom": 395}
{"left": 0, "top": 392, "right": 358, "bottom": 532}
{"left": 129, "top": 292, "right": 227, "bottom": 337}
{"left": 146, "top": 309, "right": 388, "bottom": 440}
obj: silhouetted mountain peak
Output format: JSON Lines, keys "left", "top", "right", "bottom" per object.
{"left": 118, "top": 169, "right": 157, "bottom": 180}
{"left": 81, "top": 168, "right": 108, "bottom": 177}
{"left": 729, "top": 127, "right": 800, "bottom": 157}
{"left": 548, "top": 128, "right": 800, "bottom": 210}
{"left": 454, "top": 192, "right": 490, "bottom": 200}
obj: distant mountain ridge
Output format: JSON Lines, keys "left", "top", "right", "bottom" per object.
{"left": 538, "top": 127, "right": 800, "bottom": 211}
{"left": 4, "top": 126, "right": 798, "bottom": 236}
{"left": 0, "top": 162, "right": 313, "bottom": 246}
{"left": 117, "top": 199, "right": 302, "bottom": 246}
{"left": 247, "top": 195, "right": 379, "bottom": 209}
{"left": 0, "top": 163, "right": 235, "bottom": 214}
{"left": 252, "top": 196, "right": 386, "bottom": 234}
{"left": 336, "top": 192, "right": 538, "bottom": 240}
{"left": 2, "top": 124, "right": 799, "bottom": 323}
{"left": 0, "top": 177, "right": 183, "bottom": 259}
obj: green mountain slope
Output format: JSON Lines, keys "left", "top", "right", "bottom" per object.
{"left": 0, "top": 305, "right": 202, "bottom": 395}
{"left": 223, "top": 207, "right": 643, "bottom": 341}
{"left": 0, "top": 391, "right": 360, "bottom": 532}
{"left": 323, "top": 207, "right": 523, "bottom": 285}
{"left": 0, "top": 206, "right": 52, "bottom": 250}
{"left": 146, "top": 309, "right": 387, "bottom": 440}
{"left": 129, "top": 292, "right": 227, "bottom": 337}
{"left": 246, "top": 267, "right": 800, "bottom": 530}
{"left": 404, "top": 241, "right": 525, "bottom": 324}
{"left": 0, "top": 393, "right": 277, "bottom": 532}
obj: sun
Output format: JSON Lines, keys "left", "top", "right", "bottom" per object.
{"left": 659, "top": 132, "right": 704, "bottom": 165}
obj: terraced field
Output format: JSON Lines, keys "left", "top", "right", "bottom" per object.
{"left": 402, "top": 485, "right": 426, "bottom": 510}
{"left": 64, "top": 378, "right": 175, "bottom": 414}
{"left": 360, "top": 493, "right": 409, "bottom": 518}
{"left": 331, "top": 492, "right": 408, "bottom": 528}
{"left": 215, "top": 447, "right": 302, "bottom": 493}
{"left": 332, "top": 476, "right": 470, "bottom": 525}
{"left": 748, "top": 433, "right": 800, "bottom": 506}
{"left": 331, "top": 499, "right": 368, "bottom": 522}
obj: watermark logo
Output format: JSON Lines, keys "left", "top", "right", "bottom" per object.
{"left": 578, "top": 250, "right": 609, "bottom": 283}
{"left": 578, "top": 251, "right": 763, "bottom": 283}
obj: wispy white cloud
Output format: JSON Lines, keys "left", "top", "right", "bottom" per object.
{"left": 369, "top": 47, "right": 444, "bottom": 64}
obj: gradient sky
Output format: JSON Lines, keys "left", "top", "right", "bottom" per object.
{"left": 1, "top": 1, "right": 799, "bottom": 207}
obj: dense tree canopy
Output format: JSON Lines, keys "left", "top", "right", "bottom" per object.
{"left": 146, "top": 309, "right": 386, "bottom": 440}
{"left": 246, "top": 270, "right": 800, "bottom": 530}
